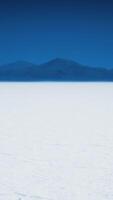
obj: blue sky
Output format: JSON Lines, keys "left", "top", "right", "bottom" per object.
{"left": 0, "top": 0, "right": 113, "bottom": 68}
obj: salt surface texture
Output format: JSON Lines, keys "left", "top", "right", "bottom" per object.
{"left": 0, "top": 83, "right": 113, "bottom": 200}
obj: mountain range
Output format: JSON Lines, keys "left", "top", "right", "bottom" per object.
{"left": 0, "top": 58, "right": 113, "bottom": 81}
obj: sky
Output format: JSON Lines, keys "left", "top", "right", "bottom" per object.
{"left": 0, "top": 0, "right": 113, "bottom": 68}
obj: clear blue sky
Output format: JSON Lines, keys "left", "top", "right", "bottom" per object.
{"left": 0, "top": 0, "right": 113, "bottom": 68}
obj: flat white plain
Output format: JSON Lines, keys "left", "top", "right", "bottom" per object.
{"left": 0, "top": 83, "right": 113, "bottom": 200}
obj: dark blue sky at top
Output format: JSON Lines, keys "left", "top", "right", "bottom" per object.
{"left": 0, "top": 0, "right": 113, "bottom": 68}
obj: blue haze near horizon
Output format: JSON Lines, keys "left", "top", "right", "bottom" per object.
{"left": 0, "top": 0, "right": 113, "bottom": 68}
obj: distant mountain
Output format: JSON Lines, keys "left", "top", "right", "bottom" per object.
{"left": 0, "top": 58, "right": 113, "bottom": 81}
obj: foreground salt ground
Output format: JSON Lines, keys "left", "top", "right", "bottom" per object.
{"left": 0, "top": 83, "right": 113, "bottom": 200}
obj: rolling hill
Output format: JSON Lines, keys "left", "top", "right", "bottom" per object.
{"left": 0, "top": 58, "right": 113, "bottom": 81}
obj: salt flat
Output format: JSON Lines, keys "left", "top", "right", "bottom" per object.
{"left": 0, "top": 83, "right": 113, "bottom": 200}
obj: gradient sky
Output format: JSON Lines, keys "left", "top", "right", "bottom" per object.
{"left": 0, "top": 0, "right": 113, "bottom": 68}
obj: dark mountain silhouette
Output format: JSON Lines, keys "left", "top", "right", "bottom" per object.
{"left": 0, "top": 58, "right": 113, "bottom": 81}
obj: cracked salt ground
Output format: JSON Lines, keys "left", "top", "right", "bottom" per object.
{"left": 0, "top": 83, "right": 113, "bottom": 200}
